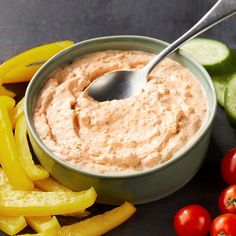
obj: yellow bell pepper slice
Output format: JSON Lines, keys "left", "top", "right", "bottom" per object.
{"left": 0, "top": 167, "right": 59, "bottom": 235}
{"left": 0, "top": 215, "right": 27, "bottom": 236}
{"left": 0, "top": 167, "right": 12, "bottom": 190}
{"left": 17, "top": 231, "right": 57, "bottom": 236}
{"left": 0, "top": 96, "right": 34, "bottom": 190}
{"left": 4, "top": 63, "right": 43, "bottom": 84}
{"left": 15, "top": 114, "right": 49, "bottom": 181}
{"left": 18, "top": 202, "right": 136, "bottom": 236}
{"left": 26, "top": 216, "right": 60, "bottom": 233}
{"left": 34, "top": 177, "right": 71, "bottom": 192}
{"left": 2, "top": 94, "right": 15, "bottom": 129}
{"left": 0, "top": 85, "right": 15, "bottom": 97}
{"left": 0, "top": 40, "right": 74, "bottom": 84}
{"left": 59, "top": 202, "right": 136, "bottom": 236}
{"left": 34, "top": 177, "right": 89, "bottom": 217}
{"left": 11, "top": 97, "right": 25, "bottom": 129}
{"left": 14, "top": 97, "right": 24, "bottom": 118}
{"left": 0, "top": 169, "right": 27, "bottom": 235}
{"left": 0, "top": 187, "right": 96, "bottom": 216}
{"left": 63, "top": 210, "right": 91, "bottom": 218}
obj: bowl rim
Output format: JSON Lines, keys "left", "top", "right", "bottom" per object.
{"left": 25, "top": 35, "right": 217, "bottom": 179}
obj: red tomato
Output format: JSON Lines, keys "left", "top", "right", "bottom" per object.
{"left": 210, "top": 214, "right": 236, "bottom": 236}
{"left": 221, "top": 148, "right": 236, "bottom": 185}
{"left": 219, "top": 185, "right": 236, "bottom": 214}
{"left": 174, "top": 205, "right": 211, "bottom": 236}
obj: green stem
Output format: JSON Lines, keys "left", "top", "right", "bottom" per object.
{"left": 226, "top": 198, "right": 236, "bottom": 208}
{"left": 219, "top": 231, "right": 228, "bottom": 236}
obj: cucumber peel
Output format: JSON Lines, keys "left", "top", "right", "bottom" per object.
{"left": 225, "top": 74, "right": 236, "bottom": 128}
{"left": 181, "top": 38, "right": 236, "bottom": 76}
{"left": 212, "top": 75, "right": 228, "bottom": 107}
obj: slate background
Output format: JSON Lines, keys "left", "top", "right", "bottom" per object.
{"left": 0, "top": 0, "right": 236, "bottom": 235}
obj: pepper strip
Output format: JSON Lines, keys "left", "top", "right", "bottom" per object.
{"left": 0, "top": 168, "right": 27, "bottom": 235}
{"left": 18, "top": 202, "right": 136, "bottom": 236}
{"left": 25, "top": 216, "right": 60, "bottom": 233}
{"left": 0, "top": 96, "right": 34, "bottom": 190}
{"left": 60, "top": 202, "right": 136, "bottom": 236}
{"left": 34, "top": 177, "right": 71, "bottom": 192}
{"left": 63, "top": 210, "right": 91, "bottom": 218}
{"left": 0, "top": 168, "right": 12, "bottom": 190}
{"left": 0, "top": 187, "right": 96, "bottom": 216}
{"left": 34, "top": 177, "right": 89, "bottom": 217}
{"left": 15, "top": 114, "right": 49, "bottom": 181}
{"left": 0, "top": 85, "right": 16, "bottom": 97}
{"left": 0, "top": 40, "right": 74, "bottom": 84}
{"left": 0, "top": 167, "right": 61, "bottom": 234}
{"left": 11, "top": 97, "right": 24, "bottom": 129}
{"left": 17, "top": 232, "right": 56, "bottom": 236}
{"left": 0, "top": 216, "right": 27, "bottom": 236}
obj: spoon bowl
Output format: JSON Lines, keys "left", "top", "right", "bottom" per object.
{"left": 87, "top": 70, "right": 146, "bottom": 102}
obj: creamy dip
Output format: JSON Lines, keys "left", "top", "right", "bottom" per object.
{"left": 33, "top": 50, "right": 207, "bottom": 174}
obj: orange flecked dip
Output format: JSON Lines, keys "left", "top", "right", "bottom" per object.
{"left": 33, "top": 50, "right": 207, "bottom": 174}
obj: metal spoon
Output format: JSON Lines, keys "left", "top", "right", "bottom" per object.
{"left": 87, "top": 0, "right": 236, "bottom": 102}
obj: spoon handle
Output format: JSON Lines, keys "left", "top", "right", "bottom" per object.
{"left": 142, "top": 0, "right": 236, "bottom": 74}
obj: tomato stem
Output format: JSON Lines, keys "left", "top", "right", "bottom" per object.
{"left": 219, "top": 231, "right": 228, "bottom": 236}
{"left": 226, "top": 198, "right": 236, "bottom": 208}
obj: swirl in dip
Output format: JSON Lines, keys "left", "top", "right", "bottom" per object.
{"left": 33, "top": 50, "right": 207, "bottom": 174}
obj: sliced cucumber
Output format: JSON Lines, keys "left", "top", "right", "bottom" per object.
{"left": 225, "top": 74, "right": 236, "bottom": 128}
{"left": 181, "top": 38, "right": 236, "bottom": 76}
{"left": 212, "top": 75, "right": 228, "bottom": 107}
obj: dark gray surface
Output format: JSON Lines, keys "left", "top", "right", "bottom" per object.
{"left": 0, "top": 0, "right": 236, "bottom": 235}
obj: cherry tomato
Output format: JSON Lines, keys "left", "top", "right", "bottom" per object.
{"left": 174, "top": 205, "right": 211, "bottom": 236}
{"left": 221, "top": 148, "right": 236, "bottom": 185}
{"left": 210, "top": 213, "right": 236, "bottom": 236}
{"left": 219, "top": 185, "right": 236, "bottom": 214}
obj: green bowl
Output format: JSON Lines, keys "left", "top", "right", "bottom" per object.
{"left": 25, "top": 36, "right": 217, "bottom": 205}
